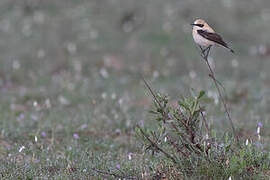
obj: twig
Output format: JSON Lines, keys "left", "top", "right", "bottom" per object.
{"left": 199, "top": 106, "right": 210, "bottom": 135}
{"left": 140, "top": 74, "right": 162, "bottom": 109}
{"left": 200, "top": 46, "right": 240, "bottom": 145}
{"left": 167, "top": 135, "right": 189, "bottom": 157}
{"left": 137, "top": 125, "right": 177, "bottom": 164}
{"left": 140, "top": 75, "right": 169, "bottom": 123}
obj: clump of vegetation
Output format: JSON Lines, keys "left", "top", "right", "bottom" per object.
{"left": 135, "top": 81, "right": 270, "bottom": 179}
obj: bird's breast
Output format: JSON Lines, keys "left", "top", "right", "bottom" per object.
{"left": 192, "top": 30, "right": 215, "bottom": 47}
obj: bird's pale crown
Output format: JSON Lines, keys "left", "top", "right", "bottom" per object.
{"left": 192, "top": 19, "right": 214, "bottom": 33}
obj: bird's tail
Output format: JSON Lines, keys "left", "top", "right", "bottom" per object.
{"left": 228, "top": 47, "right": 235, "bottom": 54}
{"left": 221, "top": 42, "right": 235, "bottom": 54}
{"left": 223, "top": 45, "right": 234, "bottom": 53}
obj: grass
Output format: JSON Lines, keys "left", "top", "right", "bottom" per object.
{"left": 1, "top": 0, "right": 270, "bottom": 179}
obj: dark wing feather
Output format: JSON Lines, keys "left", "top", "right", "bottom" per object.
{"left": 197, "top": 30, "right": 228, "bottom": 48}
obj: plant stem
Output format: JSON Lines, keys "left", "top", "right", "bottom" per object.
{"left": 201, "top": 47, "right": 240, "bottom": 145}
{"left": 137, "top": 125, "right": 177, "bottom": 164}
{"left": 200, "top": 106, "right": 210, "bottom": 135}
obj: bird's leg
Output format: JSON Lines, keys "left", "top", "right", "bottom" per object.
{"left": 202, "top": 47, "right": 208, "bottom": 55}
{"left": 198, "top": 45, "right": 212, "bottom": 59}
{"left": 199, "top": 45, "right": 204, "bottom": 52}
{"left": 205, "top": 45, "right": 212, "bottom": 59}
{"left": 199, "top": 46, "right": 206, "bottom": 57}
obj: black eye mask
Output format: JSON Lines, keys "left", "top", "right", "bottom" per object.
{"left": 195, "top": 24, "right": 204, "bottom": 27}
{"left": 191, "top": 23, "right": 204, "bottom": 28}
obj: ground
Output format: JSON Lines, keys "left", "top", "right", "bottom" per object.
{"left": 0, "top": 0, "right": 270, "bottom": 178}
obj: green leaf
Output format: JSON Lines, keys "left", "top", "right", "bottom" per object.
{"left": 178, "top": 100, "right": 189, "bottom": 111}
{"left": 156, "top": 117, "right": 163, "bottom": 121}
{"left": 198, "top": 90, "right": 205, "bottom": 99}
{"left": 135, "top": 127, "right": 141, "bottom": 134}
{"left": 225, "top": 144, "right": 231, "bottom": 153}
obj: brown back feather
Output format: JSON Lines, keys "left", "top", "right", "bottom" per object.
{"left": 197, "top": 30, "right": 228, "bottom": 48}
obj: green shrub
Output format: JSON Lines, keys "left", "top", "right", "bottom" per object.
{"left": 136, "top": 87, "right": 270, "bottom": 179}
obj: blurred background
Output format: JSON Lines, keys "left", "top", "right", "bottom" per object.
{"left": 1, "top": 0, "right": 270, "bottom": 175}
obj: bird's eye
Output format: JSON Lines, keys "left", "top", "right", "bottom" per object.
{"left": 197, "top": 24, "right": 204, "bottom": 27}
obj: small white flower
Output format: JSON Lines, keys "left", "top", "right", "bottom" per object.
{"left": 257, "top": 127, "right": 260, "bottom": 134}
{"left": 118, "top": 98, "right": 123, "bottom": 105}
{"left": 228, "top": 176, "right": 232, "bottom": 180}
{"left": 99, "top": 68, "right": 109, "bottom": 79}
{"left": 128, "top": 153, "right": 132, "bottom": 160}
{"left": 164, "top": 136, "right": 167, "bottom": 142}
{"left": 19, "top": 146, "right": 25, "bottom": 152}
{"left": 35, "top": 136, "right": 38, "bottom": 142}
{"left": 245, "top": 139, "right": 249, "bottom": 146}
{"left": 45, "top": 99, "right": 51, "bottom": 108}
{"left": 33, "top": 101, "right": 38, "bottom": 107}
{"left": 101, "top": 92, "right": 107, "bottom": 99}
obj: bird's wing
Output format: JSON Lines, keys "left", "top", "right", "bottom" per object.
{"left": 197, "top": 30, "right": 228, "bottom": 48}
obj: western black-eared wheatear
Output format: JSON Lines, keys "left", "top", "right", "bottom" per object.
{"left": 191, "top": 19, "right": 234, "bottom": 55}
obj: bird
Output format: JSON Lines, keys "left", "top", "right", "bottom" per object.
{"left": 191, "top": 19, "right": 234, "bottom": 54}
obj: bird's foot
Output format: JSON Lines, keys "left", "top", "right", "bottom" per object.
{"left": 201, "top": 46, "right": 211, "bottom": 59}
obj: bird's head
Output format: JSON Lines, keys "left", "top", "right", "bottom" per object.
{"left": 191, "top": 19, "right": 206, "bottom": 29}
{"left": 191, "top": 19, "right": 214, "bottom": 32}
